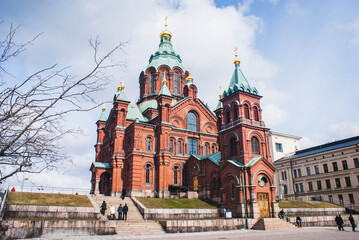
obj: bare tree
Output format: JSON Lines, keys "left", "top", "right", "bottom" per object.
{"left": 0, "top": 23, "right": 127, "bottom": 182}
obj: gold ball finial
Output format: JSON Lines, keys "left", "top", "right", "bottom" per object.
{"left": 234, "top": 47, "right": 240, "bottom": 65}
{"left": 117, "top": 81, "right": 125, "bottom": 90}
{"left": 102, "top": 106, "right": 106, "bottom": 111}
{"left": 186, "top": 68, "right": 194, "bottom": 82}
{"left": 219, "top": 86, "right": 223, "bottom": 98}
{"left": 160, "top": 16, "right": 172, "bottom": 39}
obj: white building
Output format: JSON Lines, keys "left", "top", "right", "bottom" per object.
{"left": 269, "top": 131, "right": 301, "bottom": 162}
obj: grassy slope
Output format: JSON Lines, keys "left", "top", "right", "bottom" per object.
{"left": 137, "top": 197, "right": 217, "bottom": 209}
{"left": 278, "top": 200, "right": 340, "bottom": 208}
{"left": 7, "top": 192, "right": 93, "bottom": 207}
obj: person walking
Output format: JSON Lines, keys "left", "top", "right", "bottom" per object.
{"left": 278, "top": 209, "right": 284, "bottom": 219}
{"left": 123, "top": 203, "right": 128, "bottom": 221}
{"left": 117, "top": 204, "right": 123, "bottom": 220}
{"left": 296, "top": 216, "right": 302, "bottom": 227}
{"left": 335, "top": 214, "right": 344, "bottom": 231}
{"left": 110, "top": 205, "right": 116, "bottom": 220}
{"left": 349, "top": 214, "right": 356, "bottom": 232}
{"left": 100, "top": 201, "right": 107, "bottom": 216}
{"left": 121, "top": 188, "right": 127, "bottom": 200}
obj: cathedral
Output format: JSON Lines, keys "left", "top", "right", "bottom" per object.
{"left": 90, "top": 23, "right": 277, "bottom": 218}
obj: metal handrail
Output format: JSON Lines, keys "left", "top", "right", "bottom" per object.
{"left": 0, "top": 190, "right": 9, "bottom": 220}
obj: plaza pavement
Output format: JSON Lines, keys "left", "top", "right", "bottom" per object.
{"left": 31, "top": 227, "right": 358, "bottom": 240}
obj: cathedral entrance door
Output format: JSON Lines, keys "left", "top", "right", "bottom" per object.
{"left": 193, "top": 176, "right": 198, "bottom": 191}
{"left": 257, "top": 192, "right": 269, "bottom": 218}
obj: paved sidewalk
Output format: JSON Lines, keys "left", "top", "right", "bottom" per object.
{"left": 31, "top": 227, "right": 358, "bottom": 240}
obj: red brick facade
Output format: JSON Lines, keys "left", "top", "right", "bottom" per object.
{"left": 90, "top": 28, "right": 276, "bottom": 217}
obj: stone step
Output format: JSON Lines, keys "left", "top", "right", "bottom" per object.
{"left": 251, "top": 218, "right": 297, "bottom": 230}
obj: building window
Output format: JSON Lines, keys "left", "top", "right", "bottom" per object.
{"left": 232, "top": 183, "right": 236, "bottom": 199}
{"left": 328, "top": 195, "right": 333, "bottom": 203}
{"left": 281, "top": 171, "right": 287, "bottom": 180}
{"left": 187, "top": 112, "right": 197, "bottom": 131}
{"left": 308, "top": 182, "right": 313, "bottom": 191}
{"left": 244, "top": 104, "right": 250, "bottom": 119}
{"left": 212, "top": 145, "right": 215, "bottom": 154}
{"left": 230, "top": 137, "right": 237, "bottom": 156}
{"left": 251, "top": 137, "right": 260, "bottom": 154}
{"left": 253, "top": 106, "right": 259, "bottom": 121}
{"left": 213, "top": 178, "right": 217, "bottom": 190}
{"left": 174, "top": 72, "right": 179, "bottom": 94}
{"left": 326, "top": 179, "right": 331, "bottom": 189}
{"left": 275, "top": 143, "right": 283, "bottom": 152}
{"left": 306, "top": 167, "right": 311, "bottom": 176}
{"left": 146, "top": 137, "right": 151, "bottom": 152}
{"left": 293, "top": 169, "right": 298, "bottom": 178}
{"left": 316, "top": 180, "right": 322, "bottom": 190}
{"left": 342, "top": 160, "right": 348, "bottom": 170}
{"left": 150, "top": 72, "right": 155, "bottom": 94}
{"left": 188, "top": 138, "right": 198, "bottom": 155}
{"left": 162, "top": 71, "right": 166, "bottom": 82}
{"left": 295, "top": 184, "right": 299, "bottom": 192}
{"left": 314, "top": 165, "right": 320, "bottom": 174}
{"left": 218, "top": 178, "right": 222, "bottom": 189}
{"left": 145, "top": 164, "right": 150, "bottom": 184}
{"left": 299, "top": 183, "right": 304, "bottom": 192}
{"left": 345, "top": 176, "right": 351, "bottom": 187}
{"left": 284, "top": 185, "right": 288, "bottom": 194}
{"left": 349, "top": 194, "right": 355, "bottom": 205}
{"left": 323, "top": 164, "right": 328, "bottom": 173}
{"left": 204, "top": 144, "right": 208, "bottom": 156}
{"left": 174, "top": 166, "right": 178, "bottom": 185}
{"left": 333, "top": 162, "right": 338, "bottom": 171}
{"left": 335, "top": 178, "right": 341, "bottom": 188}
{"left": 338, "top": 194, "right": 344, "bottom": 206}
{"left": 225, "top": 108, "right": 230, "bottom": 124}
{"left": 233, "top": 105, "right": 238, "bottom": 120}
{"left": 178, "top": 141, "right": 182, "bottom": 155}
{"left": 169, "top": 140, "right": 173, "bottom": 153}
{"left": 354, "top": 158, "right": 359, "bottom": 168}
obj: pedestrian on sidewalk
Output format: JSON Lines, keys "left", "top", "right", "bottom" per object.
{"left": 296, "top": 216, "right": 302, "bottom": 227}
{"left": 100, "top": 201, "right": 107, "bottom": 216}
{"left": 121, "top": 188, "right": 126, "bottom": 200}
{"left": 123, "top": 203, "right": 128, "bottom": 221}
{"left": 117, "top": 204, "right": 123, "bottom": 220}
{"left": 335, "top": 214, "right": 344, "bottom": 231}
{"left": 278, "top": 209, "right": 284, "bottom": 219}
{"left": 349, "top": 214, "right": 356, "bottom": 232}
{"left": 110, "top": 205, "right": 116, "bottom": 220}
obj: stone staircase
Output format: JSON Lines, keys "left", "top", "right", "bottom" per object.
{"left": 251, "top": 218, "right": 298, "bottom": 230}
{"left": 91, "top": 195, "right": 165, "bottom": 235}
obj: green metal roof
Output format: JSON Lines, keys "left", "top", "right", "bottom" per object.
{"left": 98, "top": 108, "right": 107, "bottom": 121}
{"left": 93, "top": 162, "right": 112, "bottom": 168}
{"left": 126, "top": 104, "right": 147, "bottom": 122}
{"left": 159, "top": 81, "right": 172, "bottom": 96}
{"left": 227, "top": 156, "right": 262, "bottom": 168}
{"left": 215, "top": 100, "right": 222, "bottom": 110}
{"left": 138, "top": 99, "right": 158, "bottom": 112}
{"left": 193, "top": 152, "right": 221, "bottom": 166}
{"left": 147, "top": 35, "right": 184, "bottom": 71}
{"left": 223, "top": 62, "right": 258, "bottom": 97}
{"left": 116, "top": 87, "right": 129, "bottom": 101}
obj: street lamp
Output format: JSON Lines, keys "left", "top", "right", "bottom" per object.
{"left": 21, "top": 178, "right": 28, "bottom": 192}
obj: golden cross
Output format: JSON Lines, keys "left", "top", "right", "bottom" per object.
{"left": 234, "top": 47, "right": 238, "bottom": 57}
{"left": 165, "top": 16, "right": 168, "bottom": 28}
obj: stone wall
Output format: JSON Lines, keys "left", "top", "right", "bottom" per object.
{"left": 282, "top": 207, "right": 345, "bottom": 217}
{"left": 4, "top": 220, "right": 115, "bottom": 239}
{"left": 5, "top": 205, "right": 99, "bottom": 219}
{"left": 159, "top": 218, "right": 257, "bottom": 233}
{"left": 287, "top": 215, "right": 359, "bottom": 227}
{"left": 132, "top": 197, "right": 219, "bottom": 220}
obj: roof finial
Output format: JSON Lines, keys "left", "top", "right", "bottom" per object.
{"left": 118, "top": 78, "right": 125, "bottom": 90}
{"left": 162, "top": 70, "right": 167, "bottom": 84}
{"left": 219, "top": 86, "right": 223, "bottom": 98}
{"left": 160, "top": 16, "right": 172, "bottom": 39}
{"left": 234, "top": 47, "right": 240, "bottom": 65}
{"left": 102, "top": 105, "right": 106, "bottom": 111}
{"left": 165, "top": 16, "right": 168, "bottom": 29}
{"left": 186, "top": 68, "right": 194, "bottom": 82}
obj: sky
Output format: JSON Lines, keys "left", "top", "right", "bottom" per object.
{"left": 1, "top": 0, "right": 359, "bottom": 192}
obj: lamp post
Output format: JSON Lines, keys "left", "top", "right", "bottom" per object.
{"left": 21, "top": 177, "right": 28, "bottom": 192}
{"left": 242, "top": 166, "right": 248, "bottom": 229}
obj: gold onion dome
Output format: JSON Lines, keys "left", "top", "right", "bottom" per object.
{"left": 186, "top": 69, "right": 194, "bottom": 82}
{"left": 160, "top": 17, "right": 172, "bottom": 39}
{"left": 117, "top": 81, "right": 125, "bottom": 90}
{"left": 234, "top": 47, "right": 240, "bottom": 65}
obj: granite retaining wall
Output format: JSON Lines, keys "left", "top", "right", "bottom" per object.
{"left": 132, "top": 197, "right": 219, "bottom": 220}
{"left": 287, "top": 215, "right": 359, "bottom": 227}
{"left": 283, "top": 207, "right": 345, "bottom": 216}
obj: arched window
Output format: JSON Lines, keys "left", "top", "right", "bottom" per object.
{"left": 230, "top": 137, "right": 237, "bottom": 156}
{"left": 253, "top": 106, "right": 259, "bottom": 121}
{"left": 162, "top": 71, "right": 166, "bottom": 82}
{"left": 188, "top": 138, "right": 198, "bottom": 155}
{"left": 178, "top": 141, "right": 182, "bottom": 155}
{"left": 232, "top": 183, "right": 236, "bottom": 199}
{"left": 174, "top": 166, "right": 179, "bottom": 184}
{"left": 212, "top": 145, "right": 215, "bottom": 154}
{"left": 204, "top": 144, "right": 208, "bottom": 156}
{"left": 146, "top": 137, "right": 151, "bottom": 152}
{"left": 145, "top": 164, "right": 150, "bottom": 184}
{"left": 174, "top": 72, "right": 179, "bottom": 94}
{"left": 244, "top": 104, "right": 250, "bottom": 119}
{"left": 225, "top": 108, "right": 230, "bottom": 123}
{"left": 169, "top": 140, "right": 173, "bottom": 153}
{"left": 150, "top": 72, "right": 155, "bottom": 94}
{"left": 218, "top": 178, "right": 222, "bottom": 189}
{"left": 187, "top": 112, "right": 197, "bottom": 131}
{"left": 213, "top": 178, "right": 216, "bottom": 190}
{"left": 251, "top": 137, "right": 260, "bottom": 154}
{"left": 284, "top": 185, "right": 288, "bottom": 194}
{"left": 233, "top": 105, "right": 238, "bottom": 120}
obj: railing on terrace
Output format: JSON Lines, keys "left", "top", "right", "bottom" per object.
{"left": 9, "top": 185, "right": 90, "bottom": 195}
{"left": 0, "top": 189, "right": 9, "bottom": 220}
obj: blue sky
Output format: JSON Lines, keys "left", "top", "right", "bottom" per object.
{"left": 1, "top": 0, "right": 359, "bottom": 190}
